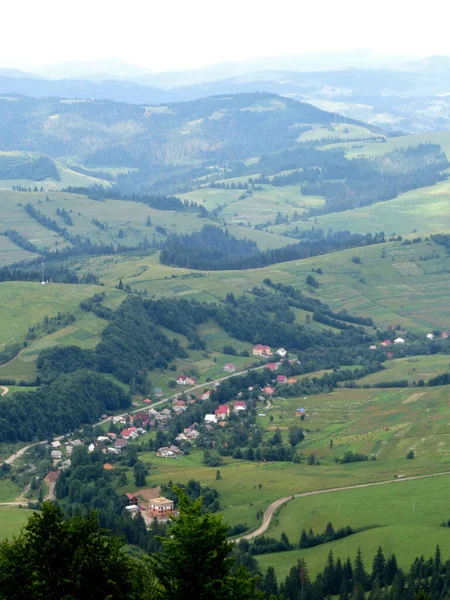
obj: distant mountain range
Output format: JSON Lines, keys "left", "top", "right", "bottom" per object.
{"left": 1, "top": 54, "right": 450, "bottom": 133}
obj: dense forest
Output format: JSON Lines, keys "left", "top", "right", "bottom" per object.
{"left": 0, "top": 370, "right": 130, "bottom": 442}
{"left": 160, "top": 225, "right": 387, "bottom": 270}
{"left": 0, "top": 154, "right": 59, "bottom": 181}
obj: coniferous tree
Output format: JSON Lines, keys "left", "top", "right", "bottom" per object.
{"left": 262, "top": 566, "right": 279, "bottom": 599}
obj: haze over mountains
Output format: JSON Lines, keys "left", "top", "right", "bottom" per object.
{"left": 2, "top": 53, "right": 450, "bottom": 133}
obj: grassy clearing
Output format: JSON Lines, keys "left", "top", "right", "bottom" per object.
{"left": 0, "top": 507, "right": 34, "bottom": 541}
{"left": 179, "top": 184, "right": 324, "bottom": 227}
{"left": 0, "top": 282, "right": 124, "bottom": 348}
{"left": 297, "top": 123, "right": 381, "bottom": 143}
{"left": 257, "top": 475, "right": 450, "bottom": 579}
{"left": 327, "top": 131, "right": 450, "bottom": 159}
{"left": 0, "top": 479, "right": 22, "bottom": 503}
{"left": 356, "top": 355, "right": 450, "bottom": 386}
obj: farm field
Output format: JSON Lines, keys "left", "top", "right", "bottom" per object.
{"left": 0, "top": 281, "right": 124, "bottom": 348}
{"left": 355, "top": 355, "right": 450, "bottom": 386}
{"left": 297, "top": 122, "right": 381, "bottom": 143}
{"left": 76, "top": 238, "right": 450, "bottom": 331}
{"left": 0, "top": 479, "right": 22, "bottom": 503}
{"left": 327, "top": 131, "right": 450, "bottom": 159}
{"left": 179, "top": 183, "right": 324, "bottom": 226}
{"left": 257, "top": 474, "right": 450, "bottom": 579}
{"left": 0, "top": 507, "right": 33, "bottom": 541}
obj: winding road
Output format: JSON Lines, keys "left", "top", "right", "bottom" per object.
{"left": 235, "top": 470, "right": 450, "bottom": 542}
{"left": 0, "top": 386, "right": 8, "bottom": 396}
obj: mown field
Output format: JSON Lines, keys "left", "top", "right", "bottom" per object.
{"left": 257, "top": 474, "right": 450, "bottom": 579}
{"left": 356, "top": 355, "right": 450, "bottom": 386}
{"left": 0, "top": 507, "right": 34, "bottom": 541}
{"left": 0, "top": 282, "right": 124, "bottom": 349}
{"left": 75, "top": 238, "right": 450, "bottom": 331}
{"left": 179, "top": 184, "right": 324, "bottom": 227}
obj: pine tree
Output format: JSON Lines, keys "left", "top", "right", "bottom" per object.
{"left": 384, "top": 554, "right": 398, "bottom": 585}
{"left": 372, "top": 547, "right": 386, "bottom": 584}
{"left": 354, "top": 547, "right": 368, "bottom": 590}
{"left": 299, "top": 529, "right": 309, "bottom": 549}
{"left": 262, "top": 566, "right": 278, "bottom": 599}
{"left": 434, "top": 544, "right": 441, "bottom": 572}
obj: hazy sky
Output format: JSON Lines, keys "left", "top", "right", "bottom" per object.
{"left": 2, "top": 0, "right": 449, "bottom": 72}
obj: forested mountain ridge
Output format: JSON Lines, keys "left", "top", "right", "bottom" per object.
{"left": 0, "top": 93, "right": 378, "bottom": 173}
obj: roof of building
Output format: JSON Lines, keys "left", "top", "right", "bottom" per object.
{"left": 103, "top": 463, "right": 114, "bottom": 470}
{"left": 215, "top": 405, "right": 229, "bottom": 414}
{"left": 45, "top": 471, "right": 60, "bottom": 482}
{"left": 150, "top": 497, "right": 174, "bottom": 505}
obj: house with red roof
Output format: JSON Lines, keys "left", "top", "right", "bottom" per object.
{"left": 266, "top": 363, "right": 279, "bottom": 372}
{"left": 287, "top": 377, "right": 296, "bottom": 385}
{"left": 223, "top": 363, "right": 236, "bottom": 373}
{"left": 380, "top": 340, "right": 392, "bottom": 347}
{"left": 215, "top": 405, "right": 230, "bottom": 419}
{"left": 44, "top": 471, "right": 60, "bottom": 484}
{"left": 253, "top": 344, "right": 271, "bottom": 357}
{"left": 387, "top": 352, "right": 394, "bottom": 359}
{"left": 120, "top": 426, "right": 138, "bottom": 439}
{"left": 276, "top": 375, "right": 287, "bottom": 384}
{"left": 233, "top": 400, "right": 247, "bottom": 412}
{"left": 264, "top": 386, "right": 275, "bottom": 395}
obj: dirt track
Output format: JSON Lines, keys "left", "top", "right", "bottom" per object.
{"left": 0, "top": 386, "right": 8, "bottom": 396}
{"left": 235, "top": 470, "right": 450, "bottom": 542}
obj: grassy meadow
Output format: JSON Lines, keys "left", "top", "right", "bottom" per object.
{"left": 0, "top": 507, "right": 34, "bottom": 541}
{"left": 270, "top": 178, "right": 450, "bottom": 238}
{"left": 356, "top": 355, "right": 450, "bottom": 386}
{"left": 257, "top": 474, "right": 450, "bottom": 578}
{"left": 75, "top": 238, "right": 450, "bottom": 331}
{"left": 179, "top": 183, "right": 324, "bottom": 227}
{"left": 0, "top": 282, "right": 124, "bottom": 348}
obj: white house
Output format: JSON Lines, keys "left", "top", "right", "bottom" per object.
{"left": 277, "top": 348, "right": 287, "bottom": 358}
{"left": 51, "top": 441, "right": 61, "bottom": 448}
{"left": 223, "top": 363, "right": 236, "bottom": 373}
{"left": 204, "top": 414, "right": 217, "bottom": 424}
{"left": 51, "top": 450, "right": 62, "bottom": 460}
{"left": 426, "top": 333, "right": 434, "bottom": 340}
{"left": 394, "top": 337, "right": 405, "bottom": 345}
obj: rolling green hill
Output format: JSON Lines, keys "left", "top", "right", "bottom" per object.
{"left": 74, "top": 237, "right": 450, "bottom": 331}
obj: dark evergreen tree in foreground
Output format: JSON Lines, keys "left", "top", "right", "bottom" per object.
{"left": 0, "top": 503, "right": 147, "bottom": 600}
{"left": 150, "top": 487, "right": 263, "bottom": 600}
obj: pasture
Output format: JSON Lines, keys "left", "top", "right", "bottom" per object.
{"left": 179, "top": 184, "right": 324, "bottom": 227}
{"left": 76, "top": 238, "right": 450, "bottom": 331}
{"left": 0, "top": 507, "right": 34, "bottom": 541}
{"left": 0, "top": 188, "right": 291, "bottom": 264}
{"left": 356, "top": 355, "right": 450, "bottom": 386}
{"left": 0, "top": 282, "right": 124, "bottom": 349}
{"left": 257, "top": 474, "right": 450, "bottom": 578}
{"left": 327, "top": 131, "right": 450, "bottom": 159}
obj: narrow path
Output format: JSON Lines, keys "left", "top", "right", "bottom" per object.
{"left": 235, "top": 470, "right": 450, "bottom": 542}
{"left": 0, "top": 386, "right": 8, "bottom": 396}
